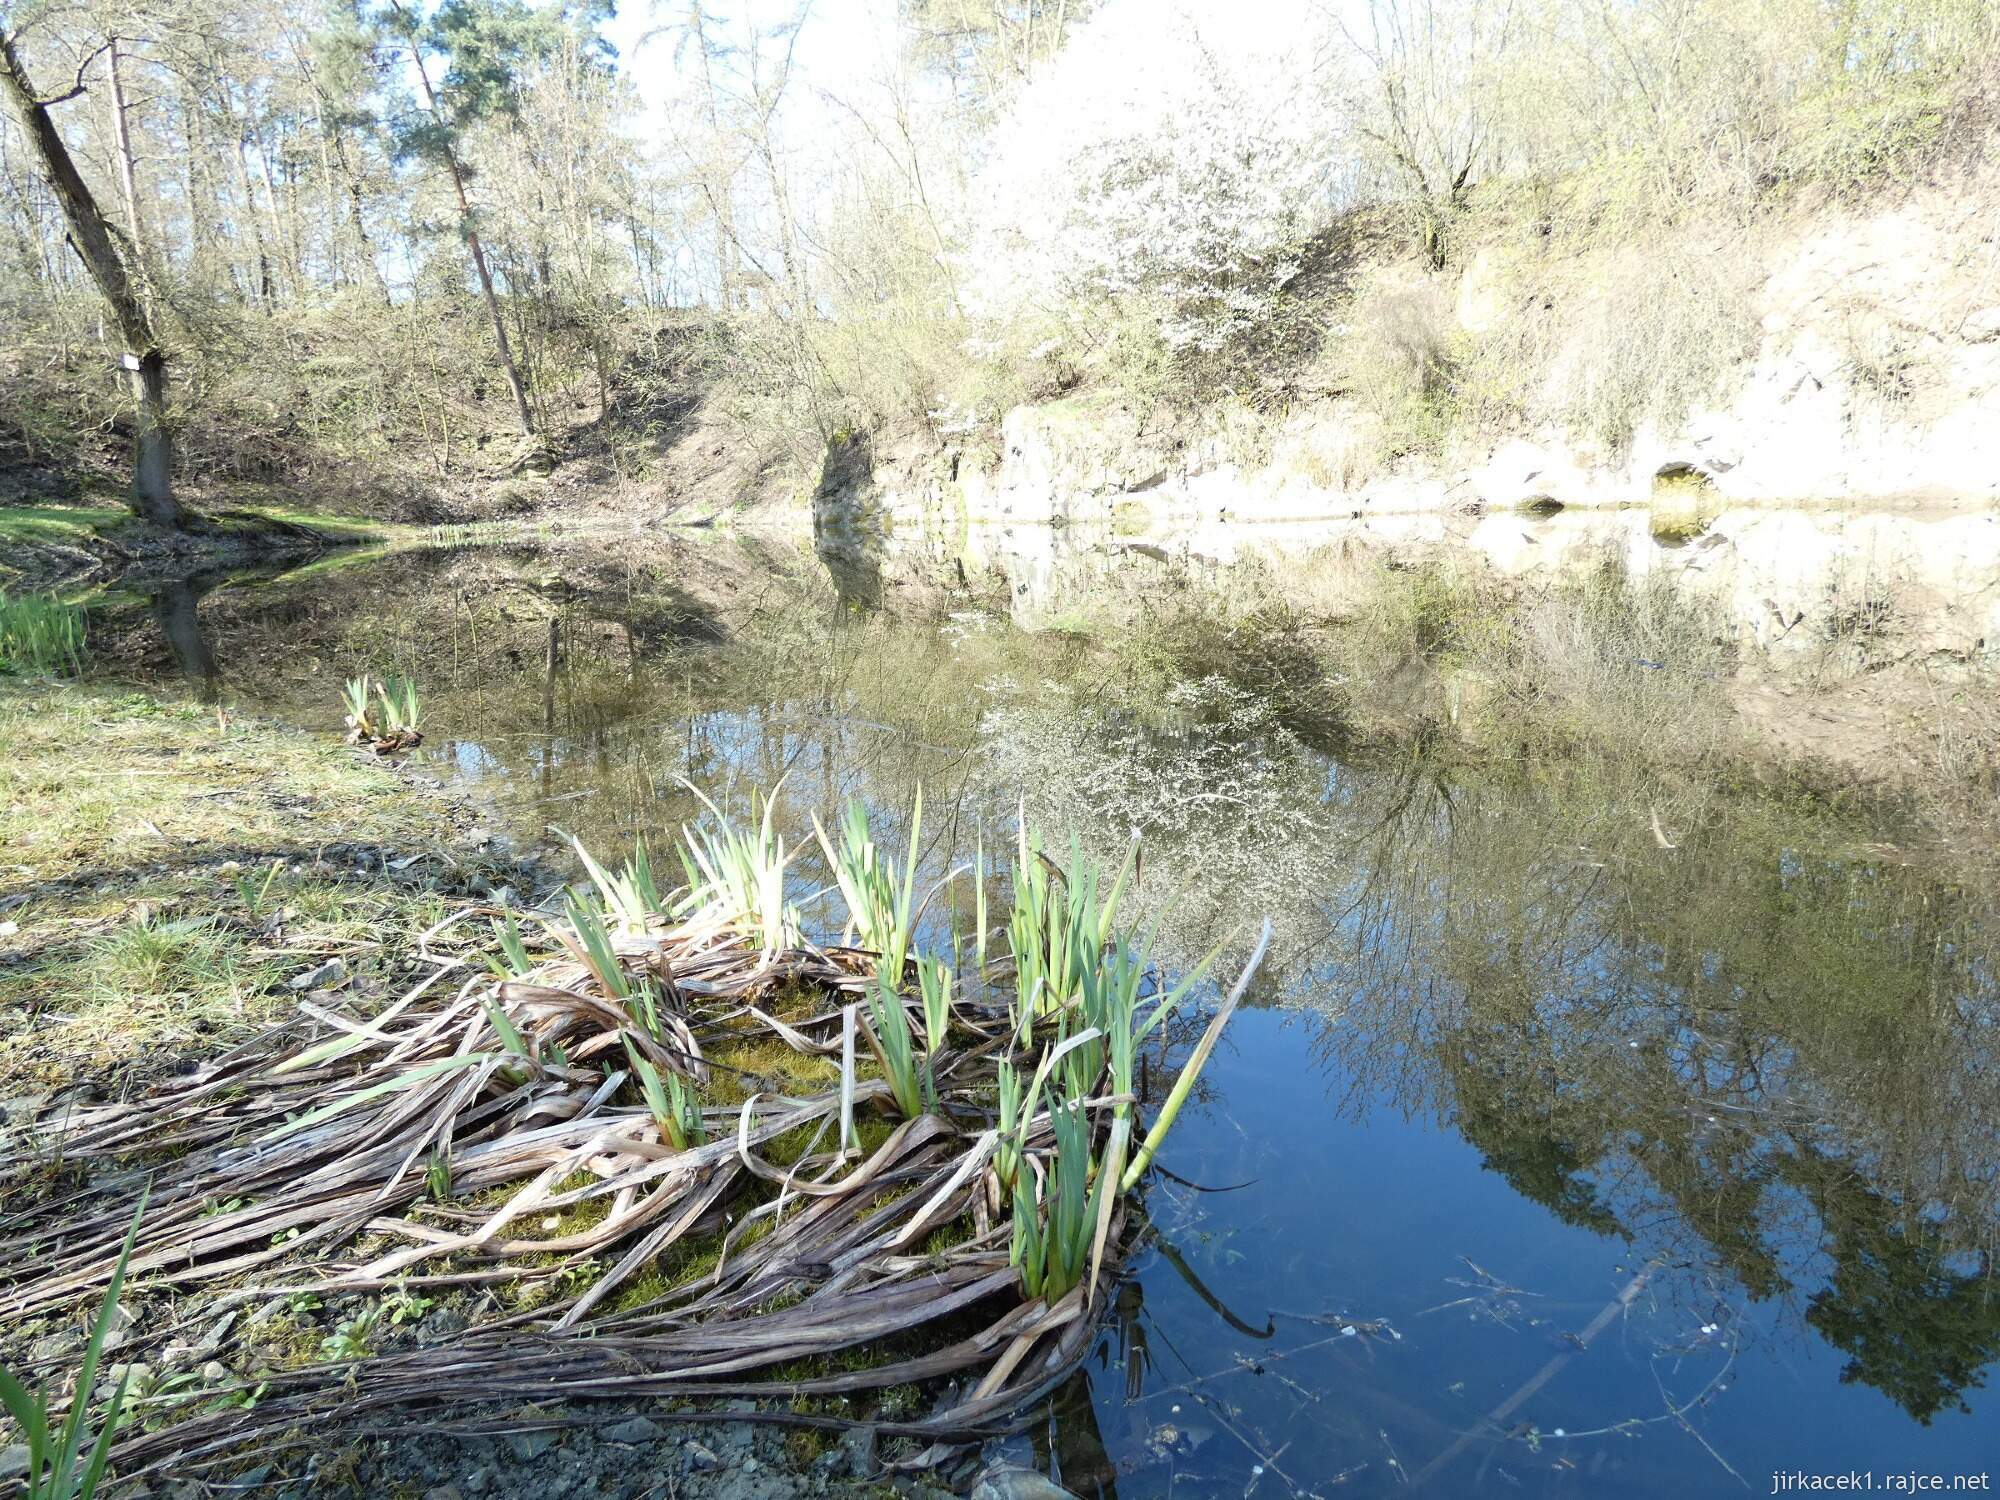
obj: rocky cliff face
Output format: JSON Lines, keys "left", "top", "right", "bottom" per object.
{"left": 813, "top": 180, "right": 2000, "bottom": 666}
{"left": 824, "top": 180, "right": 2000, "bottom": 536}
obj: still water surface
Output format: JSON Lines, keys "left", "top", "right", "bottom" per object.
{"left": 101, "top": 534, "right": 2000, "bottom": 1496}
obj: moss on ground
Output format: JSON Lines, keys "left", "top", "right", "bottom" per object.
{"left": 0, "top": 683, "right": 490, "bottom": 1086}
{"left": 0, "top": 502, "right": 127, "bottom": 553}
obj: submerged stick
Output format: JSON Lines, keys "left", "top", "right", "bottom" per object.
{"left": 1409, "top": 1256, "right": 1663, "bottom": 1489}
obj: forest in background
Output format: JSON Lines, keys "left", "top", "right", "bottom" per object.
{"left": 1, "top": 0, "right": 1996, "bottom": 525}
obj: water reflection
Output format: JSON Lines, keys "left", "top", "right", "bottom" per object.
{"left": 87, "top": 535, "right": 2000, "bottom": 1495}
{"left": 146, "top": 574, "right": 224, "bottom": 700}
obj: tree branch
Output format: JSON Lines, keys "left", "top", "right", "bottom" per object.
{"left": 30, "top": 37, "right": 111, "bottom": 106}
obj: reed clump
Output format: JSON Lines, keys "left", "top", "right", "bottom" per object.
{"left": 0, "top": 590, "right": 87, "bottom": 677}
{"left": 340, "top": 673, "right": 424, "bottom": 753}
{"left": 0, "top": 788, "right": 1268, "bottom": 1486}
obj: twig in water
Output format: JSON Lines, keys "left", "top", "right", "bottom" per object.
{"left": 1409, "top": 1258, "right": 1663, "bottom": 1490}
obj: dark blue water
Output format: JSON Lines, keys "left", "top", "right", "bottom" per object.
{"left": 110, "top": 537, "right": 2000, "bottom": 1497}
{"left": 1057, "top": 1006, "right": 1999, "bottom": 1495}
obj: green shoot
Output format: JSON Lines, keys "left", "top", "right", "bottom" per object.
{"left": 995, "top": 1058, "right": 1023, "bottom": 1194}
{"left": 1122, "top": 920, "right": 1271, "bottom": 1190}
{"left": 482, "top": 997, "right": 531, "bottom": 1061}
{"left": 561, "top": 891, "right": 630, "bottom": 999}
{"left": 234, "top": 859, "right": 284, "bottom": 917}
{"left": 571, "top": 835, "right": 664, "bottom": 933}
{"left": 916, "top": 951, "right": 953, "bottom": 1058}
{"left": 0, "top": 1188, "right": 148, "bottom": 1500}
{"left": 1010, "top": 1102, "right": 1106, "bottom": 1304}
{"left": 341, "top": 675, "right": 376, "bottom": 739}
{"left": 814, "top": 788, "right": 925, "bottom": 984}
{"left": 860, "top": 974, "right": 928, "bottom": 1118}
{"left": 484, "top": 910, "right": 535, "bottom": 981}
{"left": 625, "top": 1039, "right": 705, "bottom": 1149}
{"left": 374, "top": 677, "right": 422, "bottom": 734}
{"left": 973, "top": 824, "right": 989, "bottom": 976}
{"left": 677, "top": 783, "right": 798, "bottom": 950}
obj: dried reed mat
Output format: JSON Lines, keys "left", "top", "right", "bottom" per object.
{"left": 1, "top": 867, "right": 1271, "bottom": 1485}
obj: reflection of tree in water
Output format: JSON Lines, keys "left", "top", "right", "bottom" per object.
{"left": 147, "top": 575, "right": 223, "bottom": 701}
{"left": 1801, "top": 1156, "right": 2000, "bottom": 1423}
{"left": 980, "top": 676, "right": 1349, "bottom": 976}
{"left": 1319, "top": 755, "right": 2000, "bottom": 1424}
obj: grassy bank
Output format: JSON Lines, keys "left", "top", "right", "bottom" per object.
{"left": 0, "top": 685, "right": 518, "bottom": 1089}
{"left": 0, "top": 494, "right": 420, "bottom": 596}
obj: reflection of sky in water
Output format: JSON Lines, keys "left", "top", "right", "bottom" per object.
{"left": 446, "top": 738, "right": 506, "bottom": 779}
{"left": 123, "top": 541, "right": 2000, "bottom": 1497}
{"left": 1058, "top": 1009, "right": 2000, "bottom": 1496}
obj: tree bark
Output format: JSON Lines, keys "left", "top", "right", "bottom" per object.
{"left": 0, "top": 27, "right": 185, "bottom": 528}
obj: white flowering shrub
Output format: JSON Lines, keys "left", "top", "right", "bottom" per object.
{"left": 966, "top": 2, "right": 1343, "bottom": 360}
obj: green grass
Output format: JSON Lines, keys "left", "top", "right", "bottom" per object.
{"left": 0, "top": 592, "right": 88, "bottom": 676}
{"left": 0, "top": 503, "right": 126, "bottom": 549}
{"left": 212, "top": 502, "right": 392, "bottom": 540}
{"left": 0, "top": 684, "right": 480, "bottom": 1085}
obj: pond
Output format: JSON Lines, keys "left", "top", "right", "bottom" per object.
{"left": 89, "top": 531, "right": 2000, "bottom": 1497}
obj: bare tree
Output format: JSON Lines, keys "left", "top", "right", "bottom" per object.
{"left": 0, "top": 22, "right": 184, "bottom": 526}
{"left": 1341, "top": 0, "right": 1512, "bottom": 270}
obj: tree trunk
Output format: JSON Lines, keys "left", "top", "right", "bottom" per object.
{"left": 0, "top": 27, "right": 185, "bottom": 528}
{"left": 105, "top": 39, "right": 147, "bottom": 280}
{"left": 130, "top": 349, "right": 173, "bottom": 513}
{"left": 390, "top": 5, "right": 535, "bottom": 438}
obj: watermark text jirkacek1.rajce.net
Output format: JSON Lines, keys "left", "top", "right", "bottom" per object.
{"left": 1771, "top": 1474, "right": 1991, "bottom": 1494}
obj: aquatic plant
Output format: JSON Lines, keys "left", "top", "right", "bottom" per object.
{"left": 677, "top": 782, "right": 797, "bottom": 950}
{"left": 341, "top": 674, "right": 422, "bottom": 749}
{"left": 1005, "top": 823, "right": 1136, "bottom": 1039}
{"left": 486, "top": 910, "right": 534, "bottom": 980}
{"left": 340, "top": 675, "right": 376, "bottom": 739}
{"left": 0, "top": 590, "right": 87, "bottom": 677}
{"left": 572, "top": 834, "right": 666, "bottom": 933}
{"left": 861, "top": 972, "right": 929, "bottom": 1118}
{"left": 374, "top": 677, "right": 422, "bottom": 735}
{"left": 625, "top": 1040, "right": 706, "bottom": 1149}
{"left": 0, "top": 802, "right": 1269, "bottom": 1484}
{"left": 916, "top": 950, "right": 953, "bottom": 1057}
{"left": 814, "top": 789, "right": 923, "bottom": 982}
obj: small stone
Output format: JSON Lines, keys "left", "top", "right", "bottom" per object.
{"left": 742, "top": 1457, "right": 759, "bottom": 1475}
{"left": 682, "top": 1440, "right": 721, "bottom": 1472}
{"left": 99, "top": 1361, "right": 150, "bottom": 1402}
{"left": 461, "top": 1469, "right": 492, "bottom": 1496}
{"left": 2, "top": 1446, "right": 29, "bottom": 1482}
{"left": 200, "top": 1361, "right": 229, "bottom": 1384}
{"left": 31, "top": 1332, "right": 79, "bottom": 1363}
{"left": 423, "top": 1488, "right": 464, "bottom": 1500}
{"left": 101, "top": 1301, "right": 137, "bottom": 1350}
{"left": 838, "top": 1424, "right": 877, "bottom": 1476}
{"left": 970, "top": 1469, "right": 1081, "bottom": 1500}
{"left": 504, "top": 1430, "right": 556, "bottom": 1462}
{"left": 288, "top": 957, "right": 346, "bottom": 992}
{"left": 0, "top": 921, "right": 18, "bottom": 938}
{"left": 602, "top": 1417, "right": 660, "bottom": 1445}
